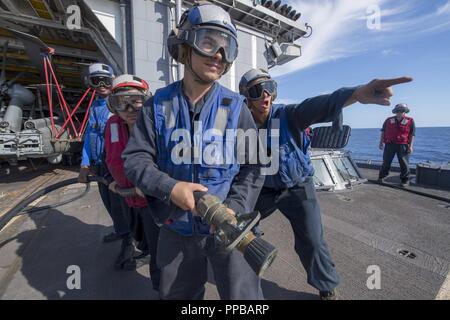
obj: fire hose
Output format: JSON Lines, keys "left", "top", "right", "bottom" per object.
{"left": 0, "top": 176, "right": 94, "bottom": 231}
{"left": 0, "top": 176, "right": 278, "bottom": 276}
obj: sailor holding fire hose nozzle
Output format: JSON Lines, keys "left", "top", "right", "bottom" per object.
{"left": 122, "top": 3, "right": 270, "bottom": 300}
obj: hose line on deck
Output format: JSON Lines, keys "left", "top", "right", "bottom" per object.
{"left": 21, "top": 183, "right": 91, "bottom": 214}
{"left": 0, "top": 176, "right": 118, "bottom": 232}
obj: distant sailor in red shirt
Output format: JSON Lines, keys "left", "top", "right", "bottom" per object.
{"left": 104, "top": 74, "right": 160, "bottom": 290}
{"left": 378, "top": 103, "right": 415, "bottom": 187}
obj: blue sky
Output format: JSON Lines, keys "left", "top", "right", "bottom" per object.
{"left": 271, "top": 0, "right": 450, "bottom": 128}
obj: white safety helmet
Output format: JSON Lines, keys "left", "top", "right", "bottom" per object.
{"left": 86, "top": 63, "right": 114, "bottom": 88}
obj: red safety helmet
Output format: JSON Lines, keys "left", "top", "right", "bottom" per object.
{"left": 112, "top": 74, "right": 149, "bottom": 94}
{"left": 107, "top": 74, "right": 151, "bottom": 114}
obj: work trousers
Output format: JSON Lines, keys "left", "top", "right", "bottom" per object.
{"left": 94, "top": 163, "right": 130, "bottom": 236}
{"left": 255, "top": 177, "right": 340, "bottom": 292}
{"left": 157, "top": 226, "right": 264, "bottom": 300}
{"left": 379, "top": 143, "right": 410, "bottom": 182}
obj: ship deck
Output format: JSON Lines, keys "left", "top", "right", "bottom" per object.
{"left": 0, "top": 163, "right": 449, "bottom": 300}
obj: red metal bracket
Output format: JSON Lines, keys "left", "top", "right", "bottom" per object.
{"left": 42, "top": 54, "right": 96, "bottom": 141}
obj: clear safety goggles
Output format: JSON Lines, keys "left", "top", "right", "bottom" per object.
{"left": 185, "top": 26, "right": 238, "bottom": 63}
{"left": 89, "top": 76, "right": 113, "bottom": 88}
{"left": 109, "top": 93, "right": 146, "bottom": 112}
{"left": 247, "top": 80, "right": 277, "bottom": 101}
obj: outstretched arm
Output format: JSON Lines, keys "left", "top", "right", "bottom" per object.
{"left": 286, "top": 77, "right": 413, "bottom": 130}
{"left": 344, "top": 77, "right": 413, "bottom": 107}
{"left": 285, "top": 87, "right": 357, "bottom": 130}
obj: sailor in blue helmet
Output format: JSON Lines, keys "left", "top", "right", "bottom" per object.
{"left": 79, "top": 63, "right": 131, "bottom": 248}
{"left": 123, "top": 3, "right": 265, "bottom": 299}
{"left": 239, "top": 68, "right": 413, "bottom": 299}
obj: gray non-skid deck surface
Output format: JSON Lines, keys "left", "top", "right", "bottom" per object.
{"left": 359, "top": 167, "right": 450, "bottom": 200}
{"left": 0, "top": 185, "right": 158, "bottom": 299}
{"left": 0, "top": 168, "right": 449, "bottom": 299}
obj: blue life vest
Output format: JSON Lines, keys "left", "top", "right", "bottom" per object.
{"left": 81, "top": 97, "right": 111, "bottom": 166}
{"left": 152, "top": 81, "right": 243, "bottom": 236}
{"left": 263, "top": 104, "right": 314, "bottom": 189}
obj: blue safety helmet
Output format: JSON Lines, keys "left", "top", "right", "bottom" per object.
{"left": 167, "top": 3, "right": 238, "bottom": 74}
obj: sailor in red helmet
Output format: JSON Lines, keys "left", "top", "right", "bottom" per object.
{"left": 378, "top": 103, "right": 415, "bottom": 186}
{"left": 104, "top": 74, "right": 160, "bottom": 289}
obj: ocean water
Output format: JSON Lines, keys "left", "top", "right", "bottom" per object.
{"left": 345, "top": 127, "right": 450, "bottom": 165}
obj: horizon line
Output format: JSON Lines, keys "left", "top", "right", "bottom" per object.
{"left": 350, "top": 126, "right": 450, "bottom": 129}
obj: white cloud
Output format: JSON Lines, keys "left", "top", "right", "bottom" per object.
{"left": 381, "top": 49, "right": 400, "bottom": 56}
{"left": 437, "top": 1, "right": 450, "bottom": 15}
{"left": 271, "top": 0, "right": 450, "bottom": 78}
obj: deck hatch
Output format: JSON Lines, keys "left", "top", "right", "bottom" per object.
{"left": 398, "top": 249, "right": 417, "bottom": 259}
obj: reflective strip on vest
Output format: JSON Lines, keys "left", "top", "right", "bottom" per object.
{"left": 110, "top": 123, "right": 119, "bottom": 143}
{"left": 213, "top": 107, "right": 229, "bottom": 135}
{"left": 162, "top": 100, "right": 175, "bottom": 129}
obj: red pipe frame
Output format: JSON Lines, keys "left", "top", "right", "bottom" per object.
{"left": 42, "top": 54, "right": 97, "bottom": 141}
